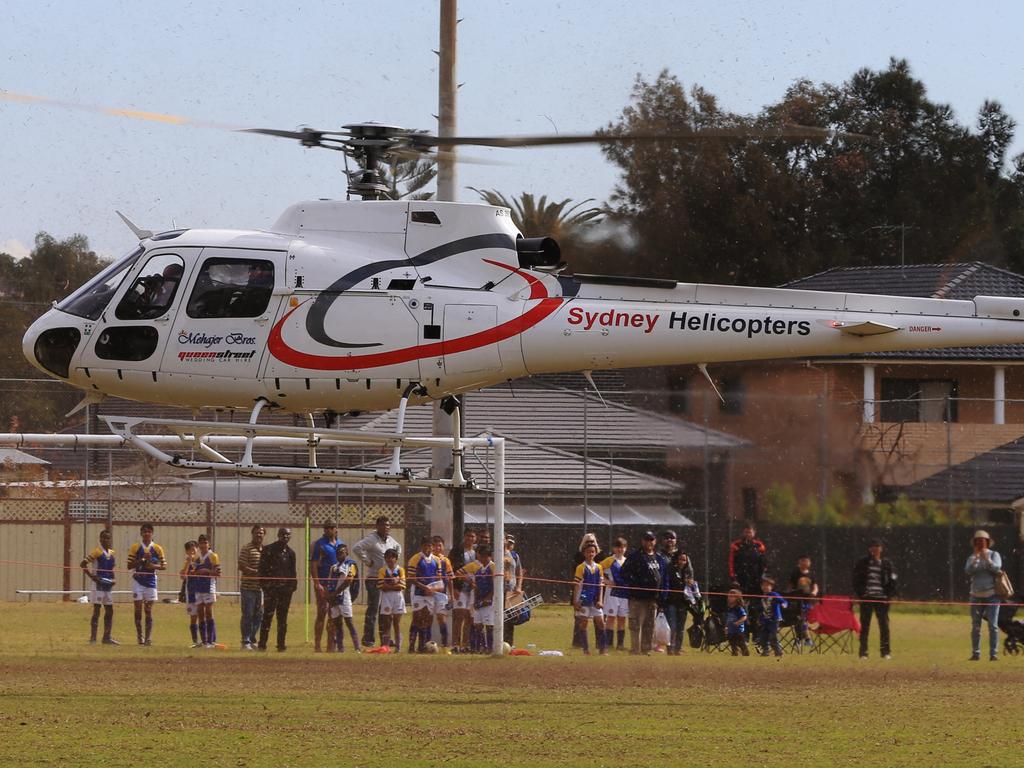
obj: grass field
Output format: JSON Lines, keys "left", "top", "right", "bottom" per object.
{"left": 0, "top": 600, "right": 1021, "bottom": 767}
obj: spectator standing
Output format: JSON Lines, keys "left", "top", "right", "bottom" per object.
{"left": 660, "top": 531, "right": 694, "bottom": 580}
{"left": 258, "top": 527, "right": 297, "bottom": 651}
{"left": 622, "top": 531, "right": 667, "bottom": 655}
{"left": 852, "top": 538, "right": 897, "bottom": 660}
{"left": 503, "top": 535, "right": 525, "bottom": 647}
{"left": 310, "top": 520, "right": 341, "bottom": 652}
{"left": 757, "top": 576, "right": 787, "bottom": 657}
{"left": 660, "top": 550, "right": 696, "bottom": 655}
{"left": 448, "top": 529, "right": 478, "bottom": 653}
{"left": 351, "top": 516, "right": 402, "bottom": 647}
{"left": 965, "top": 530, "right": 1003, "bottom": 661}
{"left": 728, "top": 523, "right": 767, "bottom": 645}
{"left": 237, "top": 525, "right": 265, "bottom": 650}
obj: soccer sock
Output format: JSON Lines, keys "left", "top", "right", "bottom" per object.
{"left": 594, "top": 624, "right": 603, "bottom": 650}
{"left": 190, "top": 622, "right": 199, "bottom": 643}
{"left": 408, "top": 626, "right": 419, "bottom": 653}
{"left": 603, "top": 628, "right": 612, "bottom": 648}
{"left": 598, "top": 627, "right": 606, "bottom": 652}
{"left": 419, "top": 625, "right": 432, "bottom": 651}
{"left": 335, "top": 625, "right": 344, "bottom": 651}
{"left": 199, "top": 619, "right": 208, "bottom": 644}
{"left": 144, "top": 615, "right": 153, "bottom": 641}
{"left": 470, "top": 626, "right": 479, "bottom": 652}
{"left": 617, "top": 629, "right": 625, "bottom": 648}
{"left": 347, "top": 620, "right": 360, "bottom": 650}
{"left": 439, "top": 623, "right": 449, "bottom": 647}
{"left": 580, "top": 625, "right": 590, "bottom": 653}
{"left": 208, "top": 618, "right": 217, "bottom": 644}
{"left": 485, "top": 626, "right": 493, "bottom": 652}
{"left": 103, "top": 606, "right": 113, "bottom": 640}
{"left": 134, "top": 611, "right": 143, "bottom": 640}
{"left": 90, "top": 606, "right": 100, "bottom": 640}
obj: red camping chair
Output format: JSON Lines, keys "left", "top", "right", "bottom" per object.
{"left": 807, "top": 596, "right": 861, "bottom": 654}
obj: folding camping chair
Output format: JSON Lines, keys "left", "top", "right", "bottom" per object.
{"left": 807, "top": 596, "right": 861, "bottom": 654}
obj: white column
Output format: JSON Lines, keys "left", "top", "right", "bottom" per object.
{"left": 994, "top": 366, "right": 1006, "bottom": 425}
{"left": 491, "top": 437, "right": 505, "bottom": 656}
{"left": 863, "top": 364, "right": 876, "bottom": 423}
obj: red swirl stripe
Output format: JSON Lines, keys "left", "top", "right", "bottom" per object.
{"left": 267, "top": 260, "right": 562, "bottom": 371}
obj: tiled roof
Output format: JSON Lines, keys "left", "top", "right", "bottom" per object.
{"left": 783, "top": 262, "right": 1024, "bottom": 361}
{"left": 359, "top": 385, "right": 748, "bottom": 452}
{"left": 901, "top": 435, "right": 1024, "bottom": 505}
{"left": 352, "top": 432, "right": 683, "bottom": 495}
{"left": 0, "top": 448, "right": 49, "bottom": 465}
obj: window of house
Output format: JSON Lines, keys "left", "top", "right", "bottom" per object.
{"left": 186, "top": 257, "right": 275, "bottom": 318}
{"left": 115, "top": 253, "right": 185, "bottom": 320}
{"left": 719, "top": 375, "right": 745, "bottom": 414}
{"left": 879, "top": 378, "right": 958, "bottom": 422}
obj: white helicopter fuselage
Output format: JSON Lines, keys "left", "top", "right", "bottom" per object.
{"left": 22, "top": 199, "right": 1024, "bottom": 415}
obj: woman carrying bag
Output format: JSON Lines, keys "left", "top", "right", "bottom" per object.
{"left": 965, "top": 529, "right": 1004, "bottom": 661}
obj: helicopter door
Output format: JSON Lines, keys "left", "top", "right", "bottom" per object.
{"left": 442, "top": 305, "right": 501, "bottom": 375}
{"left": 159, "top": 249, "right": 286, "bottom": 379}
{"left": 74, "top": 249, "right": 195, "bottom": 398}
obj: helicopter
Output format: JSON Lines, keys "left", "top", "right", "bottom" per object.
{"left": 12, "top": 93, "right": 1024, "bottom": 485}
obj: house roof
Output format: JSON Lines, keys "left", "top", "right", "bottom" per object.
{"left": 300, "top": 431, "right": 683, "bottom": 496}
{"left": 783, "top": 262, "right": 1024, "bottom": 361}
{"left": 359, "top": 384, "right": 748, "bottom": 453}
{"left": 0, "top": 448, "right": 49, "bottom": 466}
{"left": 901, "top": 435, "right": 1024, "bottom": 505}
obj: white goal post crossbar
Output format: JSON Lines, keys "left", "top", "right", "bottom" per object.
{"left": 0, "top": 426, "right": 508, "bottom": 656}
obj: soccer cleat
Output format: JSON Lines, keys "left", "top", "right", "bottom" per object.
{"left": 143, "top": 638, "right": 152, "bottom": 646}
{"left": 882, "top": 654, "right": 892, "bottom": 660}
{"left": 969, "top": 654, "right": 980, "bottom": 661}
{"left": 190, "top": 642, "right": 202, "bottom": 648}
{"left": 102, "top": 638, "right": 120, "bottom": 646}
{"left": 990, "top": 655, "right": 999, "bottom": 662}
{"left": 88, "top": 639, "right": 97, "bottom": 645}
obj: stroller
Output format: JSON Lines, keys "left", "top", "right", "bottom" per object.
{"left": 690, "top": 590, "right": 729, "bottom": 653}
{"left": 998, "top": 596, "right": 1024, "bottom": 655}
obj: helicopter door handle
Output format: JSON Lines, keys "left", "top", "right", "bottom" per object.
{"left": 255, "top": 316, "right": 270, "bottom": 326}
{"left": 153, "top": 316, "right": 170, "bottom": 324}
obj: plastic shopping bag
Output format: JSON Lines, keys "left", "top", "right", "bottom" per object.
{"left": 654, "top": 611, "right": 671, "bottom": 646}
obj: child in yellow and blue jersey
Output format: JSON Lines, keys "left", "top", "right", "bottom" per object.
{"left": 179, "top": 540, "right": 200, "bottom": 647}
{"left": 407, "top": 536, "right": 444, "bottom": 653}
{"left": 574, "top": 542, "right": 607, "bottom": 655}
{"left": 193, "top": 534, "right": 221, "bottom": 648}
{"left": 80, "top": 529, "right": 118, "bottom": 645}
{"left": 471, "top": 545, "right": 496, "bottom": 653}
{"left": 126, "top": 523, "right": 167, "bottom": 645}
{"left": 377, "top": 548, "right": 406, "bottom": 651}
{"left": 457, "top": 555, "right": 483, "bottom": 653}
{"left": 431, "top": 535, "right": 454, "bottom": 649}
{"left": 599, "top": 537, "right": 629, "bottom": 651}
{"left": 327, "top": 543, "right": 361, "bottom": 653}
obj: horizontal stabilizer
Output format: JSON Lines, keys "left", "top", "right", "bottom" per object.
{"left": 834, "top": 320, "right": 900, "bottom": 337}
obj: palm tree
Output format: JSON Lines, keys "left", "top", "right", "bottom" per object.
{"left": 468, "top": 188, "right": 603, "bottom": 239}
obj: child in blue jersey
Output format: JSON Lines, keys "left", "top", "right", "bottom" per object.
{"left": 408, "top": 536, "right": 445, "bottom": 653}
{"left": 127, "top": 523, "right": 167, "bottom": 645}
{"left": 599, "top": 537, "right": 629, "bottom": 651}
{"left": 573, "top": 542, "right": 607, "bottom": 655}
{"left": 80, "top": 529, "right": 118, "bottom": 645}
{"left": 725, "top": 588, "right": 749, "bottom": 656}
{"left": 378, "top": 548, "right": 406, "bottom": 651}
{"left": 328, "top": 543, "right": 361, "bottom": 653}
{"left": 471, "top": 545, "right": 496, "bottom": 654}
{"left": 193, "top": 534, "right": 222, "bottom": 648}
{"left": 179, "top": 540, "right": 201, "bottom": 647}
{"left": 758, "top": 576, "right": 788, "bottom": 658}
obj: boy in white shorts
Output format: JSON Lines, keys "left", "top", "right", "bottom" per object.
{"left": 328, "top": 543, "right": 361, "bottom": 653}
{"left": 80, "top": 529, "right": 118, "bottom": 645}
{"left": 431, "top": 536, "right": 454, "bottom": 649}
{"left": 574, "top": 542, "right": 607, "bottom": 655}
{"left": 193, "top": 534, "right": 221, "bottom": 648}
{"left": 377, "top": 548, "right": 406, "bottom": 651}
{"left": 127, "top": 523, "right": 167, "bottom": 645}
{"left": 449, "top": 529, "right": 477, "bottom": 654}
{"left": 599, "top": 537, "right": 629, "bottom": 651}
{"left": 471, "top": 545, "right": 496, "bottom": 654}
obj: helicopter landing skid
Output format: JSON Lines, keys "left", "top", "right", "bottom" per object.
{"left": 99, "top": 414, "right": 477, "bottom": 489}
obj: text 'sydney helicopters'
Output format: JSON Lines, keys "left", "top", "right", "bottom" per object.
{"left": 14, "top": 94, "right": 1024, "bottom": 486}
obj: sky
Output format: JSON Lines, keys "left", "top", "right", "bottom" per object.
{"left": 3, "top": 0, "right": 1024, "bottom": 261}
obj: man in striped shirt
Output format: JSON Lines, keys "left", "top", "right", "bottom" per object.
{"left": 238, "top": 525, "right": 265, "bottom": 650}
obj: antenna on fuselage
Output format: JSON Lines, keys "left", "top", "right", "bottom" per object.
{"left": 115, "top": 210, "right": 153, "bottom": 241}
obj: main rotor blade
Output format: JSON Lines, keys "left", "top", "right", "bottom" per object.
{"left": 0, "top": 89, "right": 241, "bottom": 130}
{"left": 418, "top": 125, "right": 869, "bottom": 148}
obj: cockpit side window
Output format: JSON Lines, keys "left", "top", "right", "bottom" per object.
{"left": 186, "top": 257, "right": 275, "bottom": 318}
{"left": 115, "top": 253, "right": 186, "bottom": 321}
{"left": 56, "top": 245, "right": 144, "bottom": 320}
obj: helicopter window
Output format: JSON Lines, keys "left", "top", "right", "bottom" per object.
{"left": 411, "top": 211, "right": 441, "bottom": 225}
{"left": 115, "top": 253, "right": 186, "bottom": 321}
{"left": 56, "top": 245, "right": 145, "bottom": 320}
{"left": 94, "top": 326, "right": 159, "bottom": 362}
{"left": 186, "top": 257, "right": 275, "bottom": 318}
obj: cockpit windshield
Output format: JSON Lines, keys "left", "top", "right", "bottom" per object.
{"left": 56, "top": 245, "right": 145, "bottom": 320}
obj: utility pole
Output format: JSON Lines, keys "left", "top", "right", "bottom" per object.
{"left": 431, "top": 0, "right": 460, "bottom": 545}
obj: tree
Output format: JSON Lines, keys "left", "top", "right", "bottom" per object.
{"left": 382, "top": 156, "right": 437, "bottom": 200}
{"left": 601, "top": 62, "right": 1024, "bottom": 285}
